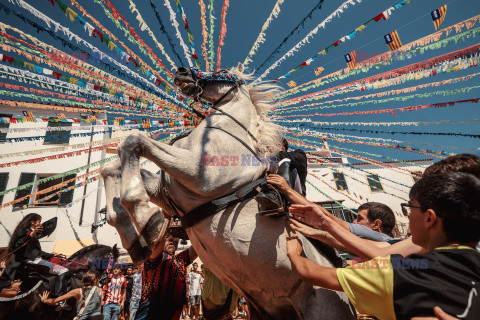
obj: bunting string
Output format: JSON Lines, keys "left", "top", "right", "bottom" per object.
{"left": 174, "top": 0, "right": 201, "bottom": 68}
{"left": 207, "top": 0, "right": 216, "bottom": 69}
{"left": 279, "top": 22, "right": 480, "bottom": 99}
{"left": 163, "top": 0, "right": 193, "bottom": 67}
{"left": 127, "top": 0, "right": 177, "bottom": 70}
{"left": 216, "top": 0, "right": 230, "bottom": 71}
{"left": 149, "top": 0, "right": 185, "bottom": 67}
{"left": 290, "top": 129, "right": 449, "bottom": 159}
{"left": 198, "top": 0, "right": 209, "bottom": 71}
{"left": 305, "top": 178, "right": 358, "bottom": 215}
{"left": 91, "top": 0, "right": 174, "bottom": 81}
{"left": 243, "top": 0, "right": 285, "bottom": 67}
{"left": 276, "top": 97, "right": 480, "bottom": 118}
{"left": 272, "top": 0, "right": 413, "bottom": 83}
{"left": 278, "top": 45, "right": 480, "bottom": 106}
{"left": 254, "top": 0, "right": 363, "bottom": 83}
{"left": 254, "top": 0, "right": 326, "bottom": 73}
{"left": 277, "top": 76, "right": 480, "bottom": 114}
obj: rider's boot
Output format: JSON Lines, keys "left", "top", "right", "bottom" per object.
{"left": 255, "top": 159, "right": 292, "bottom": 215}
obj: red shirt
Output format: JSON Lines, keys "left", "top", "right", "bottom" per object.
{"left": 103, "top": 275, "right": 127, "bottom": 305}
{"left": 141, "top": 250, "right": 190, "bottom": 318}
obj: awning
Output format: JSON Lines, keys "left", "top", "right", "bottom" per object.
{"left": 52, "top": 238, "right": 96, "bottom": 257}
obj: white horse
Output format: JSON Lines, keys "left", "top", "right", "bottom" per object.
{"left": 101, "top": 64, "right": 356, "bottom": 319}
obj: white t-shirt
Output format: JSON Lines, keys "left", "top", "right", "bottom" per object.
{"left": 187, "top": 271, "right": 203, "bottom": 297}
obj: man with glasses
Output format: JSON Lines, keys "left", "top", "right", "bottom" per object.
{"left": 286, "top": 172, "right": 480, "bottom": 320}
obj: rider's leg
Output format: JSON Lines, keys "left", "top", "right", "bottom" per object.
{"left": 255, "top": 159, "right": 292, "bottom": 214}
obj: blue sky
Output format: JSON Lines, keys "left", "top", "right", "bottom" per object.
{"left": 1, "top": 0, "right": 479, "bottom": 163}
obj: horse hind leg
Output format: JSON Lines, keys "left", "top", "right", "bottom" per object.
{"left": 116, "top": 136, "right": 168, "bottom": 256}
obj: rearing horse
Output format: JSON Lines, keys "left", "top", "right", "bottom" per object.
{"left": 101, "top": 64, "right": 355, "bottom": 319}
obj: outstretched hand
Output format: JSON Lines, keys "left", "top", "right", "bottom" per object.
{"left": 287, "top": 217, "right": 320, "bottom": 238}
{"left": 289, "top": 204, "right": 329, "bottom": 229}
{"left": 267, "top": 174, "right": 290, "bottom": 193}
{"left": 286, "top": 229, "right": 303, "bottom": 257}
{"left": 38, "top": 290, "right": 50, "bottom": 303}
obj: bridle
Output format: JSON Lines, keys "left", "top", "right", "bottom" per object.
{"left": 181, "top": 67, "right": 259, "bottom": 144}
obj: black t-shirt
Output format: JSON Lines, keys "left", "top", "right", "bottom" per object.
{"left": 125, "top": 275, "right": 133, "bottom": 301}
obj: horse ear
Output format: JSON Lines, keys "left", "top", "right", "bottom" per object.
{"left": 237, "top": 62, "right": 244, "bottom": 73}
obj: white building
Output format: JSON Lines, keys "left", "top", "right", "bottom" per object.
{"left": 0, "top": 104, "right": 123, "bottom": 254}
{"left": 305, "top": 147, "right": 432, "bottom": 237}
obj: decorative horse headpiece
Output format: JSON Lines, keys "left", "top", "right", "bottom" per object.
{"left": 175, "top": 67, "right": 243, "bottom": 106}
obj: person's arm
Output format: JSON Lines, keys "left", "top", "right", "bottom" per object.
{"left": 290, "top": 205, "right": 424, "bottom": 260}
{"left": 101, "top": 286, "right": 106, "bottom": 306}
{"left": 268, "top": 176, "right": 349, "bottom": 230}
{"left": 286, "top": 230, "right": 342, "bottom": 291}
{"left": 39, "top": 289, "right": 82, "bottom": 305}
{"left": 0, "top": 280, "right": 22, "bottom": 298}
{"left": 121, "top": 287, "right": 126, "bottom": 310}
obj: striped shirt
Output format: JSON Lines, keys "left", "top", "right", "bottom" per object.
{"left": 141, "top": 250, "right": 190, "bottom": 316}
{"left": 103, "top": 275, "right": 127, "bottom": 305}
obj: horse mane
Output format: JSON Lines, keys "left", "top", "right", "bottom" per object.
{"left": 69, "top": 244, "right": 118, "bottom": 260}
{"left": 229, "top": 65, "right": 284, "bottom": 157}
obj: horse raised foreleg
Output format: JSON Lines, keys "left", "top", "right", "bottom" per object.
{"left": 116, "top": 137, "right": 169, "bottom": 258}
{"left": 102, "top": 159, "right": 167, "bottom": 263}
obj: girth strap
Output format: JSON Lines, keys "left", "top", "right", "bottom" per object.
{"left": 179, "top": 177, "right": 266, "bottom": 229}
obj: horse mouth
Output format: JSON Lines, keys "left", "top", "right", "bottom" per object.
{"left": 175, "top": 67, "right": 199, "bottom": 97}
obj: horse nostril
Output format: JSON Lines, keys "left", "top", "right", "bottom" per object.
{"left": 177, "top": 67, "right": 188, "bottom": 74}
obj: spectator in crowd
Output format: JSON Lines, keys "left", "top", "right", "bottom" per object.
{"left": 102, "top": 265, "right": 127, "bottom": 320}
{"left": 39, "top": 269, "right": 102, "bottom": 320}
{"left": 135, "top": 217, "right": 197, "bottom": 320}
{"left": 129, "top": 264, "right": 143, "bottom": 320}
{"left": 286, "top": 172, "right": 480, "bottom": 320}
{"left": 122, "top": 266, "right": 134, "bottom": 320}
{"left": 288, "top": 153, "right": 480, "bottom": 261}
{"left": 201, "top": 265, "right": 238, "bottom": 320}
{"left": 0, "top": 280, "right": 21, "bottom": 298}
{"left": 234, "top": 297, "right": 249, "bottom": 320}
{"left": 186, "top": 262, "right": 204, "bottom": 320}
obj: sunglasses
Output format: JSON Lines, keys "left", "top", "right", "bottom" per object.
{"left": 401, "top": 203, "right": 422, "bottom": 217}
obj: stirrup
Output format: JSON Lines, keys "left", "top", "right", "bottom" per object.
{"left": 256, "top": 186, "right": 286, "bottom": 217}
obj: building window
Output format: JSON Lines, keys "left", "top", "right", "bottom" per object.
{"left": 411, "top": 171, "right": 422, "bottom": 183}
{"left": 332, "top": 172, "right": 348, "bottom": 191}
{"left": 44, "top": 119, "right": 72, "bottom": 145}
{"left": 0, "top": 113, "right": 12, "bottom": 141}
{"left": 0, "top": 172, "right": 9, "bottom": 204}
{"left": 366, "top": 174, "right": 384, "bottom": 192}
{"left": 14, "top": 173, "right": 76, "bottom": 207}
{"left": 13, "top": 173, "right": 36, "bottom": 207}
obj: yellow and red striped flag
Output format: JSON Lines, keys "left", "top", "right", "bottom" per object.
{"left": 314, "top": 67, "right": 324, "bottom": 76}
{"left": 384, "top": 30, "right": 402, "bottom": 51}
{"left": 431, "top": 5, "right": 447, "bottom": 30}
{"left": 22, "top": 111, "right": 34, "bottom": 122}
{"left": 344, "top": 51, "right": 356, "bottom": 70}
{"left": 287, "top": 81, "right": 297, "bottom": 88}
{"left": 114, "top": 117, "right": 125, "bottom": 125}
{"left": 142, "top": 118, "right": 151, "bottom": 129}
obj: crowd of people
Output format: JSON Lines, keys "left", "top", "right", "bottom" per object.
{"left": 0, "top": 151, "right": 479, "bottom": 320}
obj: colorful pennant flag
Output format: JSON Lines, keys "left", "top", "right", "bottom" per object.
{"left": 344, "top": 51, "right": 356, "bottom": 70}
{"left": 314, "top": 67, "right": 324, "bottom": 76}
{"left": 22, "top": 111, "right": 34, "bottom": 122}
{"left": 114, "top": 117, "right": 125, "bottom": 125}
{"left": 142, "top": 118, "right": 151, "bottom": 129}
{"left": 431, "top": 5, "right": 447, "bottom": 30}
{"left": 384, "top": 30, "right": 402, "bottom": 51}
{"left": 287, "top": 81, "right": 297, "bottom": 88}
{"left": 56, "top": 113, "right": 67, "bottom": 120}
